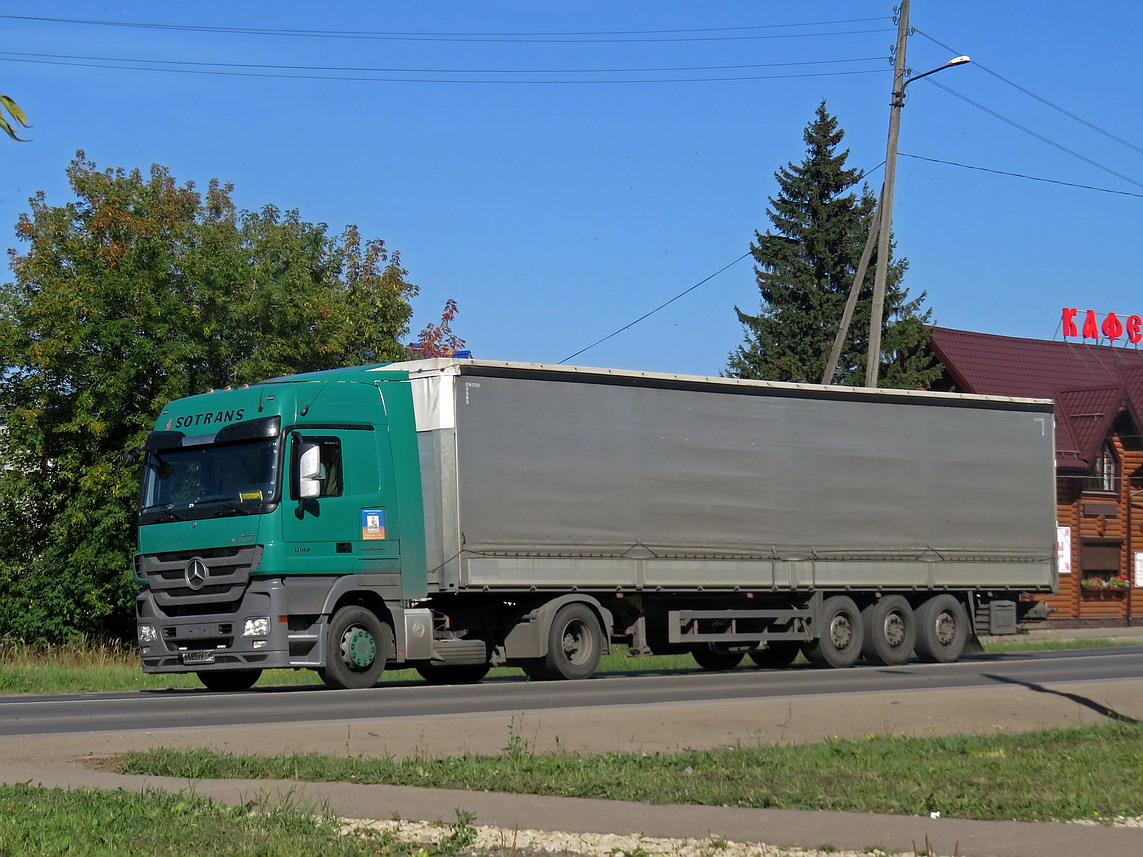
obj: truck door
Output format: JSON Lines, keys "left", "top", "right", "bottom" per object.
{"left": 281, "top": 427, "right": 397, "bottom": 575}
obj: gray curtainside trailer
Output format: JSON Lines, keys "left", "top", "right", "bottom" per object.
{"left": 402, "top": 359, "right": 1056, "bottom": 678}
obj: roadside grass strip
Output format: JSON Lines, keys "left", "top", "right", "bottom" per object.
{"left": 0, "top": 784, "right": 887, "bottom": 857}
{"left": 118, "top": 722, "right": 1143, "bottom": 823}
{"left": 0, "top": 782, "right": 464, "bottom": 857}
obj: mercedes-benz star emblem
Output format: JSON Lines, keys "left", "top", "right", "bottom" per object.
{"left": 184, "top": 558, "right": 208, "bottom": 590}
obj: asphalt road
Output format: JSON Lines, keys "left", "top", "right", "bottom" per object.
{"left": 4, "top": 645, "right": 1143, "bottom": 738}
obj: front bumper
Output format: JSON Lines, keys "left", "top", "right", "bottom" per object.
{"left": 136, "top": 577, "right": 293, "bottom": 673}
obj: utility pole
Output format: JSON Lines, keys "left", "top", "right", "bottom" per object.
{"left": 821, "top": 190, "right": 882, "bottom": 385}
{"left": 865, "top": 0, "right": 910, "bottom": 388}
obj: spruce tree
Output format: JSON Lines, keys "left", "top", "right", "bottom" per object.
{"left": 727, "top": 101, "right": 940, "bottom": 388}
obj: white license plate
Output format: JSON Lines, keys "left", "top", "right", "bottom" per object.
{"left": 181, "top": 650, "right": 216, "bottom": 665}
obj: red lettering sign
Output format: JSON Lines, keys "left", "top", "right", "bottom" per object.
{"left": 1062, "top": 308, "right": 1143, "bottom": 345}
{"left": 1062, "top": 307, "right": 1079, "bottom": 337}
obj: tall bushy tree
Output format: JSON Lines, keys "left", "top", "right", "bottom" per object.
{"left": 727, "top": 101, "right": 939, "bottom": 388}
{"left": 0, "top": 153, "right": 418, "bottom": 642}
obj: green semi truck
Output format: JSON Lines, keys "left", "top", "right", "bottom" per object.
{"left": 133, "top": 358, "right": 1057, "bottom": 691}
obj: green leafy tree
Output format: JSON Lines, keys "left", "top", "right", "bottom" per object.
{"left": 409, "top": 298, "right": 467, "bottom": 358}
{"left": 0, "top": 152, "right": 418, "bottom": 642}
{"left": 0, "top": 94, "right": 29, "bottom": 141}
{"left": 727, "top": 101, "right": 939, "bottom": 388}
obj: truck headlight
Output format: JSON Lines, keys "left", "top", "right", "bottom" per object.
{"left": 138, "top": 624, "right": 157, "bottom": 644}
{"left": 243, "top": 617, "right": 271, "bottom": 638}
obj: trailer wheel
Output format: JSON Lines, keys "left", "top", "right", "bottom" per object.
{"left": 416, "top": 664, "right": 491, "bottom": 685}
{"left": 748, "top": 641, "right": 801, "bottom": 669}
{"left": 914, "top": 594, "right": 969, "bottom": 663}
{"left": 196, "top": 669, "right": 261, "bottom": 691}
{"left": 804, "top": 596, "right": 864, "bottom": 669}
{"left": 319, "top": 606, "right": 391, "bottom": 689}
{"left": 529, "top": 602, "right": 603, "bottom": 680}
{"left": 691, "top": 644, "right": 745, "bottom": 671}
{"left": 860, "top": 595, "right": 916, "bottom": 666}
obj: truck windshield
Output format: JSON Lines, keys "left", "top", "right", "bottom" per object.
{"left": 139, "top": 436, "right": 280, "bottom": 523}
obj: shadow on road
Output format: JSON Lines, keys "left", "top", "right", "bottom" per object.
{"left": 983, "top": 673, "right": 1140, "bottom": 724}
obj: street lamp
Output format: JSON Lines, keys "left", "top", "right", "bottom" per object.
{"left": 864, "top": 1, "right": 971, "bottom": 388}
{"left": 905, "top": 56, "right": 972, "bottom": 89}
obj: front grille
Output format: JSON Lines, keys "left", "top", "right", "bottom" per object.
{"left": 139, "top": 545, "right": 261, "bottom": 613}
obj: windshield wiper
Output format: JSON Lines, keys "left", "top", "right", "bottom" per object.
{"left": 141, "top": 504, "right": 187, "bottom": 523}
{"left": 189, "top": 497, "right": 250, "bottom": 515}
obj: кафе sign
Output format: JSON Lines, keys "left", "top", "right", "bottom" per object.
{"left": 1062, "top": 308, "right": 1143, "bottom": 343}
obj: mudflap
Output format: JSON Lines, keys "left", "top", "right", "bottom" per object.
{"left": 962, "top": 629, "right": 984, "bottom": 655}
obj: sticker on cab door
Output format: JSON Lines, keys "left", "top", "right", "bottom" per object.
{"left": 361, "top": 509, "right": 386, "bottom": 540}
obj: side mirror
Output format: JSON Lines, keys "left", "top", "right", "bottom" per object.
{"left": 290, "top": 434, "right": 322, "bottom": 518}
{"left": 297, "top": 445, "right": 322, "bottom": 499}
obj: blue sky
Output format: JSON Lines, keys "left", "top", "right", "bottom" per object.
{"left": 3, "top": 2, "right": 1142, "bottom": 376}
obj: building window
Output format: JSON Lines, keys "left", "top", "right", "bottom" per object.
{"left": 1080, "top": 541, "right": 1125, "bottom": 587}
{"left": 1084, "top": 443, "right": 1118, "bottom": 493}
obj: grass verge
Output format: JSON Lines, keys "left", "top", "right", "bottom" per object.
{"left": 0, "top": 636, "right": 1135, "bottom": 694}
{"left": 118, "top": 722, "right": 1143, "bottom": 823}
{"left": 0, "top": 782, "right": 473, "bottom": 856}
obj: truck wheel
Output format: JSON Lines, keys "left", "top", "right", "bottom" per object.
{"left": 860, "top": 595, "right": 916, "bottom": 666}
{"left": 534, "top": 602, "right": 603, "bottom": 680}
{"left": 416, "top": 664, "right": 491, "bottom": 685}
{"left": 914, "top": 594, "right": 969, "bottom": 663}
{"left": 319, "top": 606, "right": 391, "bottom": 689}
{"left": 196, "top": 669, "right": 261, "bottom": 691}
{"left": 803, "top": 595, "right": 864, "bottom": 669}
{"left": 748, "top": 641, "right": 801, "bottom": 669}
{"left": 691, "top": 644, "right": 745, "bottom": 671}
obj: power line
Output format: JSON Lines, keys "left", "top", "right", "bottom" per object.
{"left": 914, "top": 29, "right": 1143, "bottom": 158}
{"left": 1, "top": 13, "right": 892, "bottom": 43}
{"left": 0, "top": 49, "right": 888, "bottom": 76}
{"left": 924, "top": 78, "right": 1143, "bottom": 191}
{"left": 900, "top": 152, "right": 1143, "bottom": 199}
{"left": 0, "top": 55, "right": 890, "bottom": 85}
{"left": 561, "top": 159, "right": 889, "bottom": 365}
{"left": 559, "top": 253, "right": 752, "bottom": 365}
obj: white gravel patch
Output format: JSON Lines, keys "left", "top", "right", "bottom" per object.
{"left": 342, "top": 817, "right": 892, "bottom": 857}
{"left": 1068, "top": 815, "right": 1143, "bottom": 828}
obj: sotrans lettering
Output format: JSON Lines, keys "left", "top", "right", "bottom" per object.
{"left": 167, "top": 408, "right": 246, "bottom": 430}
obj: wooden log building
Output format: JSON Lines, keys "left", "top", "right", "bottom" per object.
{"left": 930, "top": 327, "right": 1143, "bottom": 625}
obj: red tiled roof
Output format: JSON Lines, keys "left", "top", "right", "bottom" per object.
{"left": 930, "top": 327, "right": 1143, "bottom": 470}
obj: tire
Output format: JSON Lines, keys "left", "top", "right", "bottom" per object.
{"left": 860, "top": 595, "right": 916, "bottom": 666}
{"left": 691, "top": 644, "right": 745, "bottom": 671}
{"left": 748, "top": 641, "right": 801, "bottom": 669}
{"left": 196, "top": 669, "right": 261, "bottom": 691}
{"left": 804, "top": 595, "right": 864, "bottom": 669}
{"left": 319, "top": 606, "right": 391, "bottom": 689}
{"left": 416, "top": 664, "right": 491, "bottom": 685}
{"left": 532, "top": 602, "right": 603, "bottom": 681}
{"left": 914, "top": 594, "right": 969, "bottom": 663}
